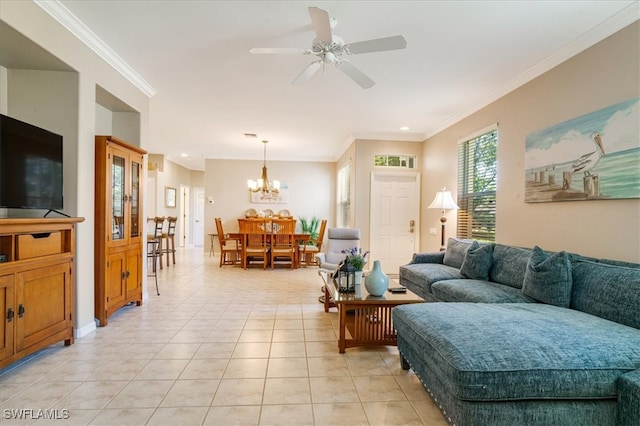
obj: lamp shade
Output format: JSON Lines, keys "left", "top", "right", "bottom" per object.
{"left": 428, "top": 187, "right": 459, "bottom": 210}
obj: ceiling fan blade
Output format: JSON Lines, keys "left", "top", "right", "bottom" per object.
{"left": 308, "top": 7, "right": 332, "bottom": 43}
{"left": 345, "top": 35, "right": 407, "bottom": 55}
{"left": 250, "top": 48, "right": 310, "bottom": 55}
{"left": 292, "top": 61, "right": 322, "bottom": 85}
{"left": 336, "top": 60, "right": 375, "bottom": 89}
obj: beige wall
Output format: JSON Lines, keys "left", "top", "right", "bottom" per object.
{"left": 423, "top": 21, "right": 640, "bottom": 262}
{"left": 2, "top": 2, "right": 638, "bottom": 341}
{"left": 6, "top": 69, "right": 79, "bottom": 216}
{"left": 147, "top": 159, "right": 203, "bottom": 246}
{"left": 1, "top": 1, "right": 151, "bottom": 336}
{"left": 204, "top": 159, "right": 334, "bottom": 237}
{"left": 352, "top": 139, "right": 423, "bottom": 250}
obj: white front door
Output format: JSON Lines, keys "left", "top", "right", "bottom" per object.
{"left": 370, "top": 172, "right": 420, "bottom": 274}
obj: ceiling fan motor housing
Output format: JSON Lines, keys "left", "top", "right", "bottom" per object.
{"left": 312, "top": 35, "right": 345, "bottom": 63}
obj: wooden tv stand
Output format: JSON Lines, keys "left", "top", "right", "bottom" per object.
{"left": 0, "top": 217, "right": 84, "bottom": 369}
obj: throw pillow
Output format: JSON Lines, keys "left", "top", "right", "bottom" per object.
{"left": 522, "top": 246, "right": 572, "bottom": 307}
{"left": 460, "top": 241, "right": 494, "bottom": 280}
{"left": 443, "top": 238, "right": 473, "bottom": 269}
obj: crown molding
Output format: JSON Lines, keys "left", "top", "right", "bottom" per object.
{"left": 34, "top": 0, "right": 156, "bottom": 97}
{"left": 427, "top": 4, "right": 639, "bottom": 139}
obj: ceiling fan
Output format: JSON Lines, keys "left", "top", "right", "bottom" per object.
{"left": 250, "top": 7, "right": 407, "bottom": 89}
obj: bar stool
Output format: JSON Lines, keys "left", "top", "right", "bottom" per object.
{"left": 149, "top": 217, "right": 165, "bottom": 269}
{"left": 146, "top": 240, "right": 160, "bottom": 295}
{"left": 163, "top": 216, "right": 177, "bottom": 266}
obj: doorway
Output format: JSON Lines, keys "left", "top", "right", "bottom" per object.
{"left": 369, "top": 172, "right": 420, "bottom": 274}
{"left": 193, "top": 187, "right": 205, "bottom": 247}
{"left": 179, "top": 184, "right": 190, "bottom": 247}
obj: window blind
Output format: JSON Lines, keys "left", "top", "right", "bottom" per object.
{"left": 337, "top": 162, "right": 351, "bottom": 227}
{"left": 457, "top": 129, "right": 497, "bottom": 241}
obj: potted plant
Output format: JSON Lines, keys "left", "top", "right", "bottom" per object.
{"left": 342, "top": 247, "right": 369, "bottom": 289}
{"left": 342, "top": 247, "right": 368, "bottom": 270}
{"left": 299, "top": 216, "right": 320, "bottom": 244}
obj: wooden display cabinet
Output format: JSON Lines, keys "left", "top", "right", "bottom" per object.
{"left": 94, "top": 136, "right": 146, "bottom": 326}
{"left": 0, "top": 217, "right": 84, "bottom": 369}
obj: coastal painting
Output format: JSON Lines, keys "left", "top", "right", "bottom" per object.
{"left": 525, "top": 97, "right": 639, "bottom": 203}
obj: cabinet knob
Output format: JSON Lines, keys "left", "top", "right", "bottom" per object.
{"left": 18, "top": 304, "right": 25, "bottom": 318}
{"left": 7, "top": 307, "right": 14, "bottom": 322}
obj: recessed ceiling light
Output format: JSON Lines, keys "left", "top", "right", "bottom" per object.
{"left": 180, "top": 153, "right": 189, "bottom": 157}
{"left": 400, "top": 126, "right": 410, "bottom": 131}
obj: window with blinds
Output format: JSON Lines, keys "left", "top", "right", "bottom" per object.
{"left": 337, "top": 162, "right": 351, "bottom": 227}
{"left": 457, "top": 129, "right": 497, "bottom": 241}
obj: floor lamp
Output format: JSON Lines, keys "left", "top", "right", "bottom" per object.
{"left": 428, "top": 187, "right": 459, "bottom": 251}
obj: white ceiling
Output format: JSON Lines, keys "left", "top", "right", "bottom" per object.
{"left": 47, "top": 1, "right": 638, "bottom": 170}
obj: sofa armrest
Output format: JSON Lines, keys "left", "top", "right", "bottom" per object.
{"left": 409, "top": 251, "right": 445, "bottom": 265}
{"left": 618, "top": 369, "right": 640, "bottom": 426}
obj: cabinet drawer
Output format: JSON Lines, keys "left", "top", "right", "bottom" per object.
{"left": 16, "top": 232, "right": 62, "bottom": 259}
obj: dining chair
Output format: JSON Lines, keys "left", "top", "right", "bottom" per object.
{"left": 215, "top": 217, "right": 242, "bottom": 267}
{"left": 270, "top": 218, "right": 297, "bottom": 269}
{"left": 299, "top": 219, "right": 327, "bottom": 267}
{"left": 240, "top": 217, "right": 270, "bottom": 269}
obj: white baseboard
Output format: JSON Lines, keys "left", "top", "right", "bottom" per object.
{"left": 74, "top": 320, "right": 97, "bottom": 339}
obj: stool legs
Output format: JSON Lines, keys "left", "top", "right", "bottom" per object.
{"left": 164, "top": 235, "right": 175, "bottom": 266}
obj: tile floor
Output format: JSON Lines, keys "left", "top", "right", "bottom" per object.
{"left": 0, "top": 248, "right": 448, "bottom": 426}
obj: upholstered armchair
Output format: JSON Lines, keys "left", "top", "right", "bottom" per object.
{"left": 315, "top": 228, "right": 360, "bottom": 274}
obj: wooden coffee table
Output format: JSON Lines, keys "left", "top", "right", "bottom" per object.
{"left": 322, "top": 274, "right": 423, "bottom": 353}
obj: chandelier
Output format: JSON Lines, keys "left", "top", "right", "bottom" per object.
{"left": 247, "top": 140, "right": 280, "bottom": 197}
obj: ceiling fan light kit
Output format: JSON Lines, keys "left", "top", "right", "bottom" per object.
{"left": 250, "top": 6, "right": 407, "bottom": 89}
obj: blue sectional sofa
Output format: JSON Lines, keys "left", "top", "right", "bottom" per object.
{"left": 394, "top": 238, "right": 640, "bottom": 425}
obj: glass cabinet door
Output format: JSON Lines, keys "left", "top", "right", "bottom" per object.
{"left": 130, "top": 160, "right": 141, "bottom": 239}
{"left": 111, "top": 154, "right": 126, "bottom": 241}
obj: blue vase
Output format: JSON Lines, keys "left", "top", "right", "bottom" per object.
{"left": 365, "top": 260, "right": 389, "bottom": 296}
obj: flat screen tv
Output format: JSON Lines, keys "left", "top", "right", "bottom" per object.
{"left": 0, "top": 114, "right": 63, "bottom": 211}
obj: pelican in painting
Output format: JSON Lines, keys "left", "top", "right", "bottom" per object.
{"left": 568, "top": 132, "right": 605, "bottom": 176}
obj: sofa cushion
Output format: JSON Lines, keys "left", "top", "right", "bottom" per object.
{"left": 571, "top": 259, "right": 640, "bottom": 329}
{"left": 432, "top": 279, "right": 536, "bottom": 303}
{"left": 392, "top": 303, "right": 640, "bottom": 401}
{"left": 400, "top": 263, "right": 463, "bottom": 299}
{"left": 617, "top": 370, "right": 640, "bottom": 425}
{"left": 443, "top": 238, "right": 473, "bottom": 269}
{"left": 460, "top": 241, "right": 494, "bottom": 280}
{"left": 522, "top": 246, "right": 572, "bottom": 307}
{"left": 489, "top": 244, "right": 533, "bottom": 289}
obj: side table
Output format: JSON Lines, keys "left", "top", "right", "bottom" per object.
{"left": 208, "top": 233, "right": 217, "bottom": 257}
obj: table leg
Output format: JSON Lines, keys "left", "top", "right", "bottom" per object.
{"left": 338, "top": 304, "right": 347, "bottom": 354}
{"left": 324, "top": 284, "right": 330, "bottom": 313}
